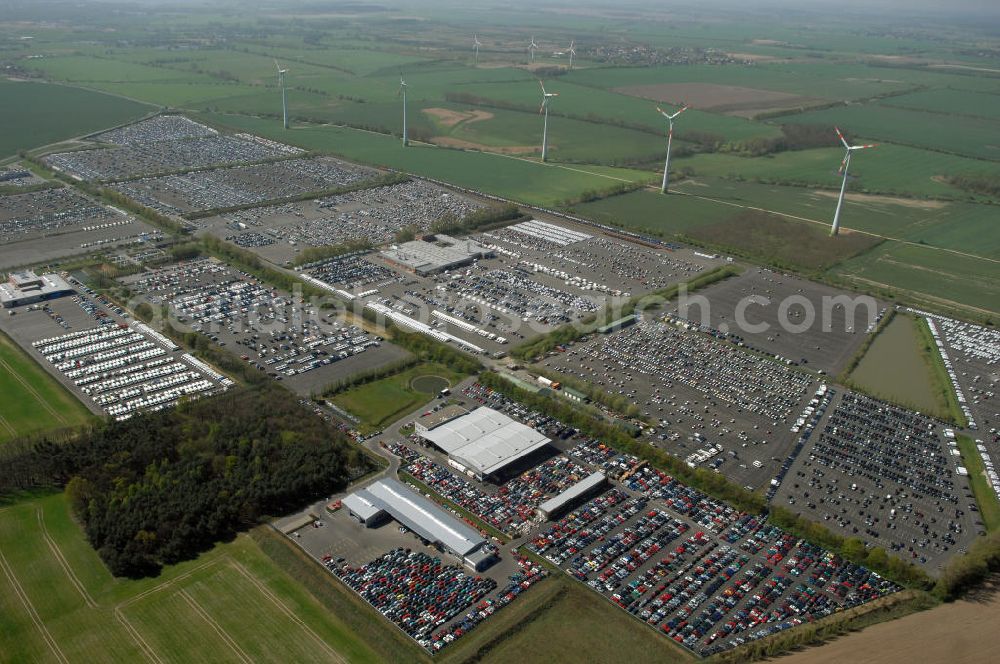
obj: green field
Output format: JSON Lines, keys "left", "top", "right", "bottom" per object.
{"left": 0, "top": 493, "right": 380, "bottom": 664}
{"left": 882, "top": 89, "right": 1000, "bottom": 122}
{"left": 565, "top": 62, "right": 921, "bottom": 101}
{"left": 848, "top": 314, "right": 946, "bottom": 416}
{"left": 452, "top": 79, "right": 779, "bottom": 143}
{"left": 0, "top": 80, "right": 153, "bottom": 159}
{"left": 678, "top": 144, "right": 1000, "bottom": 201}
{"left": 0, "top": 332, "right": 93, "bottom": 444}
{"left": 332, "top": 362, "right": 467, "bottom": 430}
{"left": 479, "top": 574, "right": 692, "bottom": 664}
{"left": 831, "top": 242, "right": 1000, "bottom": 316}
{"left": 956, "top": 435, "right": 1000, "bottom": 533}
{"left": 786, "top": 104, "right": 1000, "bottom": 161}
{"left": 665, "top": 177, "right": 1000, "bottom": 260}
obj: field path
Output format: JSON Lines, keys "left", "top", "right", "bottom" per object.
{"left": 36, "top": 506, "right": 97, "bottom": 608}
{"left": 113, "top": 607, "right": 165, "bottom": 664}
{"left": 179, "top": 588, "right": 254, "bottom": 664}
{"left": 0, "top": 353, "right": 68, "bottom": 426}
{"left": 0, "top": 413, "right": 16, "bottom": 438}
{"left": 228, "top": 558, "right": 348, "bottom": 664}
{"left": 113, "top": 558, "right": 224, "bottom": 664}
{"left": 0, "top": 545, "right": 71, "bottom": 664}
{"left": 118, "top": 558, "right": 221, "bottom": 609}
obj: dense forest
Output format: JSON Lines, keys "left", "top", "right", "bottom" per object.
{"left": 0, "top": 386, "right": 370, "bottom": 577}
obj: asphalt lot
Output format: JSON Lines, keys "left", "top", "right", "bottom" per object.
{"left": 666, "top": 267, "right": 886, "bottom": 376}
{"left": 775, "top": 390, "right": 980, "bottom": 571}
{"left": 0, "top": 187, "right": 162, "bottom": 270}
{"left": 539, "top": 318, "right": 815, "bottom": 491}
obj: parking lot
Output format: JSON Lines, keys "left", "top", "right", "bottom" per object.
{"left": 110, "top": 156, "right": 376, "bottom": 217}
{"left": 540, "top": 318, "right": 815, "bottom": 490}
{"left": 666, "top": 268, "right": 886, "bottom": 375}
{"left": 195, "top": 178, "right": 489, "bottom": 265}
{"left": 90, "top": 114, "right": 217, "bottom": 146}
{"left": 0, "top": 163, "right": 47, "bottom": 188}
{"left": 282, "top": 477, "right": 545, "bottom": 654}
{"left": 775, "top": 390, "right": 980, "bottom": 570}
{"left": 922, "top": 312, "right": 1000, "bottom": 499}
{"left": 478, "top": 220, "right": 721, "bottom": 299}
{"left": 44, "top": 133, "right": 302, "bottom": 182}
{"left": 0, "top": 187, "right": 162, "bottom": 269}
{"left": 0, "top": 279, "right": 230, "bottom": 420}
{"left": 120, "top": 257, "right": 409, "bottom": 395}
{"left": 289, "top": 378, "right": 901, "bottom": 658}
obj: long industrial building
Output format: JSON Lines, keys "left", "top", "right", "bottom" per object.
{"left": 416, "top": 406, "right": 551, "bottom": 481}
{"left": 342, "top": 479, "right": 495, "bottom": 571}
{"left": 537, "top": 472, "right": 607, "bottom": 520}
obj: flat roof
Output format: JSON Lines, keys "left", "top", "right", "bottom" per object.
{"left": 419, "top": 407, "right": 551, "bottom": 477}
{"left": 538, "top": 472, "right": 607, "bottom": 516}
{"left": 342, "top": 491, "right": 384, "bottom": 521}
{"left": 382, "top": 234, "right": 490, "bottom": 273}
{"left": 351, "top": 479, "right": 485, "bottom": 556}
{"left": 0, "top": 272, "right": 74, "bottom": 306}
{"left": 417, "top": 404, "right": 469, "bottom": 431}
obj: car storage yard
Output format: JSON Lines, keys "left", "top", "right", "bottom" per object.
{"left": 296, "top": 218, "right": 725, "bottom": 359}
{"left": 119, "top": 257, "right": 410, "bottom": 395}
{"left": 538, "top": 316, "right": 815, "bottom": 490}
{"left": 197, "top": 178, "right": 489, "bottom": 265}
{"left": 285, "top": 380, "right": 903, "bottom": 658}
{"left": 0, "top": 186, "right": 162, "bottom": 269}
{"left": 0, "top": 278, "right": 230, "bottom": 420}
{"left": 110, "top": 156, "right": 376, "bottom": 217}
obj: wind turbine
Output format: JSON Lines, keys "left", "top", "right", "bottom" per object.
{"left": 529, "top": 36, "right": 539, "bottom": 62}
{"left": 831, "top": 127, "right": 876, "bottom": 236}
{"left": 539, "top": 80, "right": 558, "bottom": 162}
{"left": 398, "top": 74, "right": 409, "bottom": 146}
{"left": 568, "top": 40, "right": 576, "bottom": 69}
{"left": 274, "top": 60, "right": 289, "bottom": 129}
{"left": 474, "top": 34, "right": 482, "bottom": 65}
{"left": 656, "top": 104, "right": 687, "bottom": 194}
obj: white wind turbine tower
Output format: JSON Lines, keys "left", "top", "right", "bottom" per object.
{"left": 831, "top": 127, "right": 876, "bottom": 236}
{"left": 398, "top": 74, "right": 409, "bottom": 146}
{"left": 567, "top": 40, "right": 576, "bottom": 69}
{"left": 538, "top": 80, "right": 558, "bottom": 162}
{"left": 474, "top": 34, "right": 482, "bottom": 64}
{"left": 529, "top": 36, "right": 539, "bottom": 62}
{"left": 274, "top": 60, "right": 289, "bottom": 129}
{"left": 656, "top": 104, "right": 688, "bottom": 194}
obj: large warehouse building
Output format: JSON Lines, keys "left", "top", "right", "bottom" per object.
{"left": 416, "top": 406, "right": 552, "bottom": 481}
{"left": 343, "top": 479, "right": 495, "bottom": 571}
{"left": 381, "top": 234, "right": 492, "bottom": 276}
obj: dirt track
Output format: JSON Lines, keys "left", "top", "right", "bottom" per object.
{"left": 778, "top": 581, "right": 1000, "bottom": 664}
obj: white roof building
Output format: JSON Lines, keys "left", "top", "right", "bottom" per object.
{"left": 418, "top": 407, "right": 551, "bottom": 479}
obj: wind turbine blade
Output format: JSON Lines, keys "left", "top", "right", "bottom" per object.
{"left": 539, "top": 80, "right": 546, "bottom": 95}
{"left": 674, "top": 106, "right": 689, "bottom": 117}
{"left": 835, "top": 126, "right": 850, "bottom": 149}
